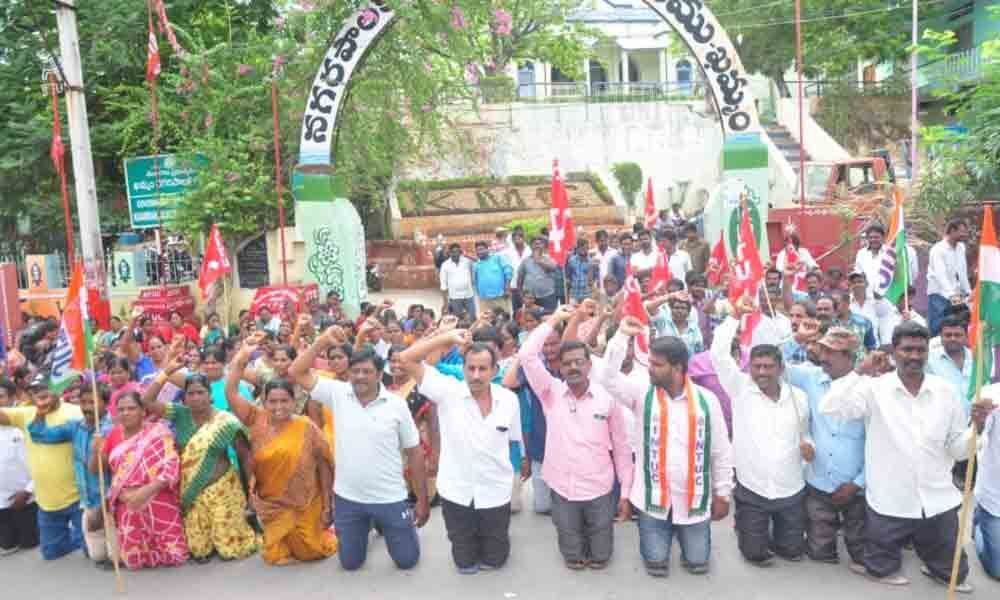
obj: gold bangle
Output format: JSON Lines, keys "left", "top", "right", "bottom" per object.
{"left": 155, "top": 372, "right": 169, "bottom": 386}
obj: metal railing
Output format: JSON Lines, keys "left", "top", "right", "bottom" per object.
{"left": 498, "top": 80, "right": 707, "bottom": 104}
{"left": 917, "top": 46, "right": 986, "bottom": 88}
{"left": 0, "top": 247, "right": 201, "bottom": 291}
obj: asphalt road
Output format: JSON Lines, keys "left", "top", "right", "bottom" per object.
{"left": 3, "top": 491, "right": 994, "bottom": 600}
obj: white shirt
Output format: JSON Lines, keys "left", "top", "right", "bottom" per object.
{"left": 0, "top": 427, "right": 33, "bottom": 510}
{"left": 850, "top": 295, "right": 894, "bottom": 346}
{"left": 855, "top": 244, "right": 919, "bottom": 295}
{"left": 418, "top": 367, "right": 521, "bottom": 509}
{"left": 927, "top": 239, "right": 971, "bottom": 299}
{"left": 630, "top": 249, "right": 657, "bottom": 273}
{"left": 309, "top": 379, "right": 420, "bottom": 504}
{"left": 597, "top": 332, "right": 734, "bottom": 523}
{"left": 776, "top": 246, "right": 818, "bottom": 274}
{"left": 975, "top": 384, "right": 1000, "bottom": 516}
{"left": 711, "top": 318, "right": 812, "bottom": 500}
{"left": 666, "top": 250, "right": 693, "bottom": 284}
{"left": 501, "top": 244, "right": 531, "bottom": 290}
{"left": 751, "top": 313, "right": 794, "bottom": 348}
{"left": 820, "top": 372, "right": 972, "bottom": 518}
{"left": 439, "top": 256, "right": 475, "bottom": 299}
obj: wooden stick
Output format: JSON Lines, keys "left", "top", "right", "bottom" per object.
{"left": 947, "top": 321, "right": 985, "bottom": 598}
{"left": 89, "top": 362, "right": 124, "bottom": 593}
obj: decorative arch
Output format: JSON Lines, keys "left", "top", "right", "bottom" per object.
{"left": 298, "top": 0, "right": 760, "bottom": 167}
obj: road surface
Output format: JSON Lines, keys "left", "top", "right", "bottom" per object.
{"left": 3, "top": 492, "right": 993, "bottom": 600}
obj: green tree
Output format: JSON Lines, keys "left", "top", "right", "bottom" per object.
{"left": 708, "top": 0, "right": 945, "bottom": 96}
{"left": 915, "top": 14, "right": 1000, "bottom": 216}
{"left": 611, "top": 161, "right": 642, "bottom": 216}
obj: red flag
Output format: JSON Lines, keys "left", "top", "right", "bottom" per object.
{"left": 50, "top": 113, "right": 65, "bottom": 171}
{"left": 548, "top": 159, "right": 575, "bottom": 266}
{"left": 729, "top": 200, "right": 764, "bottom": 303}
{"left": 706, "top": 236, "right": 729, "bottom": 287}
{"left": 622, "top": 274, "right": 650, "bottom": 365}
{"left": 785, "top": 244, "right": 808, "bottom": 293}
{"left": 199, "top": 225, "right": 232, "bottom": 299}
{"left": 146, "top": 24, "right": 161, "bottom": 83}
{"left": 739, "top": 310, "right": 763, "bottom": 349}
{"left": 644, "top": 177, "right": 657, "bottom": 231}
{"left": 650, "top": 249, "right": 670, "bottom": 294}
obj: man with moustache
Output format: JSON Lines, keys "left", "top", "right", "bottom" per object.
{"left": 821, "top": 321, "right": 989, "bottom": 592}
{"left": 400, "top": 329, "right": 526, "bottom": 574}
{"left": 782, "top": 325, "right": 867, "bottom": 570}
{"left": 518, "top": 306, "right": 633, "bottom": 570}
{"left": 599, "top": 316, "right": 733, "bottom": 577}
{"left": 711, "top": 300, "right": 814, "bottom": 566}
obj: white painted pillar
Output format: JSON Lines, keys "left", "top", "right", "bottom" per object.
{"left": 620, "top": 49, "right": 629, "bottom": 94}
{"left": 583, "top": 58, "right": 591, "bottom": 95}
{"left": 658, "top": 49, "right": 667, "bottom": 93}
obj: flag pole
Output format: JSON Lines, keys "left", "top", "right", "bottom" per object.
{"left": 947, "top": 320, "right": 985, "bottom": 599}
{"left": 88, "top": 357, "right": 124, "bottom": 593}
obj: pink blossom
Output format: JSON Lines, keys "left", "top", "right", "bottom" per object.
{"left": 272, "top": 55, "right": 287, "bottom": 72}
{"left": 493, "top": 9, "right": 512, "bottom": 36}
{"left": 423, "top": 61, "right": 434, "bottom": 74}
{"left": 464, "top": 62, "right": 480, "bottom": 84}
{"left": 225, "top": 172, "right": 240, "bottom": 183}
{"left": 204, "top": 114, "right": 214, "bottom": 128}
{"left": 273, "top": 15, "right": 286, "bottom": 30}
{"left": 359, "top": 8, "right": 378, "bottom": 26}
{"left": 236, "top": 64, "right": 252, "bottom": 77}
{"left": 450, "top": 6, "right": 466, "bottom": 30}
{"left": 299, "top": 1, "right": 316, "bottom": 11}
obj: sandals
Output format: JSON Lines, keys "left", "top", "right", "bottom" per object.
{"left": 565, "top": 559, "right": 589, "bottom": 570}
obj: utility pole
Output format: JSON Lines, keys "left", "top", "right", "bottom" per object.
{"left": 54, "top": 0, "right": 109, "bottom": 317}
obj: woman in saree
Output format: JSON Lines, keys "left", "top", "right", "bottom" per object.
{"left": 91, "top": 392, "right": 188, "bottom": 569}
{"left": 141, "top": 368, "right": 259, "bottom": 563}
{"left": 225, "top": 337, "right": 337, "bottom": 566}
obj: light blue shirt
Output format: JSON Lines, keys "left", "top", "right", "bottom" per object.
{"left": 651, "top": 305, "right": 703, "bottom": 355}
{"left": 787, "top": 364, "right": 866, "bottom": 494}
{"left": 473, "top": 254, "right": 512, "bottom": 300}
{"left": 925, "top": 345, "right": 972, "bottom": 415}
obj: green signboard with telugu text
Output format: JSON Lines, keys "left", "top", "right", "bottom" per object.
{"left": 123, "top": 154, "right": 206, "bottom": 229}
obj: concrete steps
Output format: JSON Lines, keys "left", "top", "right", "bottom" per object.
{"left": 763, "top": 123, "right": 811, "bottom": 172}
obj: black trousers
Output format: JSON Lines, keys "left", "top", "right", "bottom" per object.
{"left": 0, "top": 502, "right": 40, "bottom": 550}
{"left": 440, "top": 497, "right": 511, "bottom": 569}
{"left": 805, "top": 485, "right": 866, "bottom": 563}
{"left": 864, "top": 503, "right": 968, "bottom": 583}
{"left": 733, "top": 482, "right": 806, "bottom": 562}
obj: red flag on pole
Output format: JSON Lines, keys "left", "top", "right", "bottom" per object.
{"left": 643, "top": 177, "right": 657, "bottom": 231}
{"left": 146, "top": 24, "right": 161, "bottom": 83}
{"left": 785, "top": 243, "right": 808, "bottom": 293}
{"left": 729, "top": 199, "right": 764, "bottom": 303}
{"left": 199, "top": 225, "right": 231, "bottom": 299}
{"left": 706, "top": 236, "right": 729, "bottom": 287}
{"left": 622, "top": 274, "right": 650, "bottom": 365}
{"left": 548, "top": 159, "right": 575, "bottom": 266}
{"left": 649, "top": 249, "right": 671, "bottom": 294}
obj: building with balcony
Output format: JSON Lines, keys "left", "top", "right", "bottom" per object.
{"left": 514, "top": 0, "right": 706, "bottom": 101}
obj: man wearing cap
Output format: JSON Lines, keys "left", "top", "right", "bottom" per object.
{"left": 0, "top": 375, "right": 83, "bottom": 560}
{"left": 786, "top": 325, "right": 867, "bottom": 570}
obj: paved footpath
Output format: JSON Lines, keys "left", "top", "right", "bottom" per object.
{"left": 3, "top": 496, "right": 994, "bottom": 600}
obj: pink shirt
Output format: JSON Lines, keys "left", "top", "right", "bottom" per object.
{"left": 518, "top": 323, "right": 634, "bottom": 502}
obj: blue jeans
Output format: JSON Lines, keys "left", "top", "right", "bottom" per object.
{"left": 334, "top": 495, "right": 420, "bottom": 571}
{"left": 974, "top": 505, "right": 1000, "bottom": 579}
{"left": 637, "top": 511, "right": 711, "bottom": 574}
{"left": 928, "top": 293, "right": 950, "bottom": 337}
{"left": 37, "top": 502, "right": 82, "bottom": 560}
{"left": 447, "top": 297, "right": 477, "bottom": 321}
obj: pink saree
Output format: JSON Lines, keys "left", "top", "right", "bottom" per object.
{"left": 106, "top": 421, "right": 189, "bottom": 569}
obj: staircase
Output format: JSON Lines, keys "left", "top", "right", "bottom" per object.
{"left": 763, "top": 123, "right": 810, "bottom": 174}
